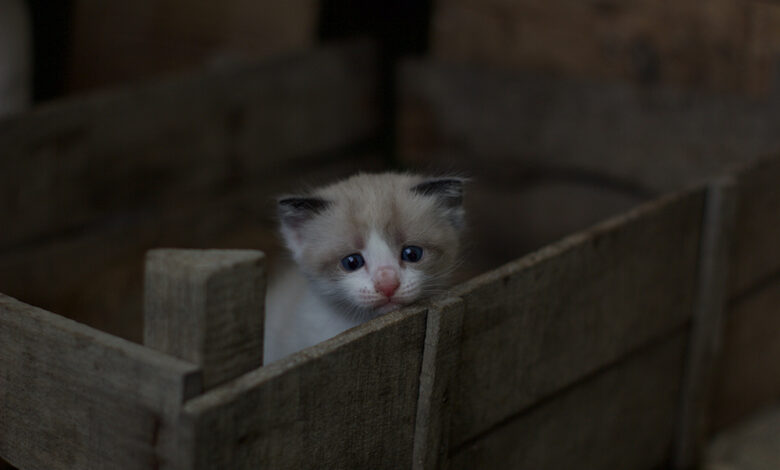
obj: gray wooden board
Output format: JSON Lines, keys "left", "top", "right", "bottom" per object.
{"left": 399, "top": 60, "right": 780, "bottom": 194}
{"left": 144, "top": 249, "right": 265, "bottom": 390}
{"left": 179, "top": 305, "right": 428, "bottom": 469}
{"left": 673, "top": 178, "right": 737, "bottom": 469}
{"left": 448, "top": 189, "right": 704, "bottom": 447}
{"left": 0, "top": 293, "right": 201, "bottom": 470}
{"left": 448, "top": 332, "right": 688, "bottom": 470}
{"left": 413, "top": 297, "right": 465, "bottom": 470}
{"left": 0, "top": 40, "right": 378, "bottom": 249}
{"left": 712, "top": 280, "right": 780, "bottom": 432}
{"left": 730, "top": 154, "right": 780, "bottom": 296}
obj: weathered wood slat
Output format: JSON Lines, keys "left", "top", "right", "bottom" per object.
{"left": 144, "top": 249, "right": 265, "bottom": 390}
{"left": 0, "top": 294, "right": 202, "bottom": 470}
{"left": 399, "top": 60, "right": 780, "bottom": 194}
{"left": 179, "top": 306, "right": 428, "bottom": 469}
{"left": 412, "top": 297, "right": 465, "bottom": 470}
{"left": 673, "top": 178, "right": 737, "bottom": 469}
{"left": 449, "top": 333, "right": 688, "bottom": 470}
{"left": 0, "top": 41, "right": 378, "bottom": 250}
{"left": 448, "top": 189, "right": 704, "bottom": 447}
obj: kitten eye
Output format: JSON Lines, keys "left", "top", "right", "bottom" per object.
{"left": 401, "top": 246, "right": 423, "bottom": 263}
{"left": 340, "top": 253, "right": 365, "bottom": 271}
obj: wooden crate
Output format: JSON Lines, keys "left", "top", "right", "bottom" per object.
{"left": 1, "top": 182, "right": 716, "bottom": 469}
{"left": 2, "top": 37, "right": 780, "bottom": 470}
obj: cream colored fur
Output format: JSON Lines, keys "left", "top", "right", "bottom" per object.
{"left": 264, "top": 172, "right": 465, "bottom": 363}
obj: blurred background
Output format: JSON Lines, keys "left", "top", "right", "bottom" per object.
{"left": 1, "top": 1, "right": 780, "bottom": 468}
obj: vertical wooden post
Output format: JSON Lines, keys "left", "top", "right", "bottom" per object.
{"left": 144, "top": 249, "right": 266, "bottom": 390}
{"left": 413, "top": 297, "right": 465, "bottom": 470}
{"left": 674, "top": 178, "right": 737, "bottom": 469}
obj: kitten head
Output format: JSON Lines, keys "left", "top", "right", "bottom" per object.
{"left": 278, "top": 172, "right": 465, "bottom": 319}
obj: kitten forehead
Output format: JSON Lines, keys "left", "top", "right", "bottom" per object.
{"left": 312, "top": 172, "right": 440, "bottom": 239}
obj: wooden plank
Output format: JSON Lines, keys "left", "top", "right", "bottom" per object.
{"left": 712, "top": 280, "right": 780, "bottom": 432}
{"left": 447, "top": 189, "right": 704, "bottom": 447}
{"left": 673, "top": 178, "right": 737, "bottom": 469}
{"left": 412, "top": 297, "right": 465, "bottom": 470}
{"left": 0, "top": 294, "right": 202, "bottom": 470}
{"left": 730, "top": 155, "right": 780, "bottom": 296}
{"left": 0, "top": 41, "right": 378, "bottom": 249}
{"left": 431, "top": 0, "right": 765, "bottom": 94}
{"left": 449, "top": 333, "right": 688, "bottom": 470}
{"left": 144, "top": 249, "right": 265, "bottom": 390}
{"left": 179, "top": 305, "right": 428, "bottom": 469}
{"left": 399, "top": 60, "right": 780, "bottom": 194}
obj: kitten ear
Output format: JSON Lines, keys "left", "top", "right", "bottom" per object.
{"left": 277, "top": 196, "right": 330, "bottom": 258}
{"left": 412, "top": 177, "right": 466, "bottom": 228}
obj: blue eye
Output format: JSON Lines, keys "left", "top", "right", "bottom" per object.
{"left": 340, "top": 253, "right": 365, "bottom": 271}
{"left": 401, "top": 246, "right": 423, "bottom": 263}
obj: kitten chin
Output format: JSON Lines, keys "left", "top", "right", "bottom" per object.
{"left": 264, "top": 172, "right": 466, "bottom": 363}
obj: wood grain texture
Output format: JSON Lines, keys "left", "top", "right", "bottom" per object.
{"left": 674, "top": 179, "right": 737, "bottom": 469}
{"left": 431, "top": 0, "right": 780, "bottom": 94}
{"left": 412, "top": 297, "right": 465, "bottom": 470}
{"left": 449, "top": 333, "right": 688, "bottom": 470}
{"left": 144, "top": 249, "right": 265, "bottom": 390}
{"left": 399, "top": 60, "right": 780, "bottom": 194}
{"left": 0, "top": 294, "right": 201, "bottom": 470}
{"left": 179, "top": 306, "right": 428, "bottom": 469}
{"left": 0, "top": 41, "right": 378, "bottom": 250}
{"left": 730, "top": 155, "right": 780, "bottom": 296}
{"left": 712, "top": 280, "right": 780, "bottom": 432}
{"left": 448, "top": 189, "right": 704, "bottom": 447}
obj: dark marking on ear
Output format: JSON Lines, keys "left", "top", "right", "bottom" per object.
{"left": 278, "top": 196, "right": 331, "bottom": 227}
{"left": 412, "top": 178, "right": 464, "bottom": 208}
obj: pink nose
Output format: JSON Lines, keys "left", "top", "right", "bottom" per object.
{"left": 373, "top": 266, "right": 400, "bottom": 298}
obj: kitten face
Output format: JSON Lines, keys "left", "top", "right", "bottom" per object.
{"left": 278, "top": 173, "right": 465, "bottom": 319}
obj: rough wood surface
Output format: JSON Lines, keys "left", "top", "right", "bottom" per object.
{"left": 0, "top": 294, "right": 201, "bottom": 470}
{"left": 0, "top": 41, "right": 378, "bottom": 250}
{"left": 674, "top": 179, "right": 737, "bottom": 469}
{"left": 449, "top": 333, "right": 688, "bottom": 470}
{"left": 712, "top": 280, "right": 780, "bottom": 432}
{"left": 447, "top": 189, "right": 704, "bottom": 447}
{"left": 730, "top": 155, "right": 780, "bottom": 296}
{"left": 179, "top": 306, "right": 428, "bottom": 469}
{"left": 413, "top": 297, "right": 465, "bottom": 470}
{"left": 144, "top": 249, "right": 265, "bottom": 390}
{"left": 399, "top": 60, "right": 780, "bottom": 194}
{"left": 431, "top": 0, "right": 780, "bottom": 94}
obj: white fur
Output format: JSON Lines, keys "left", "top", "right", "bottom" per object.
{"left": 264, "top": 173, "right": 464, "bottom": 363}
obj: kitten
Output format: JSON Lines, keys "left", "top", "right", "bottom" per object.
{"left": 264, "top": 172, "right": 465, "bottom": 363}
